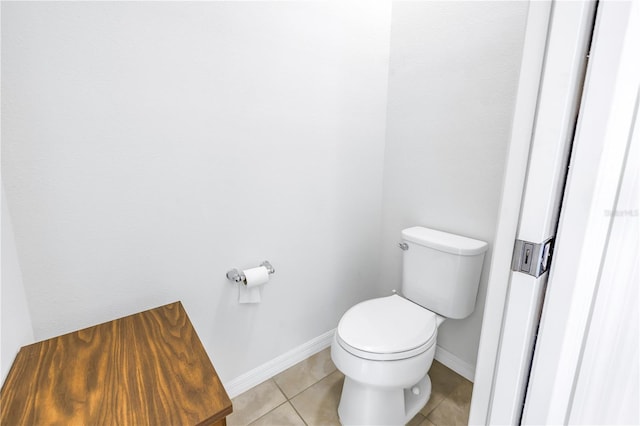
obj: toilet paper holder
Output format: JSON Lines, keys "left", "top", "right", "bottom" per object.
{"left": 226, "top": 261, "right": 275, "bottom": 285}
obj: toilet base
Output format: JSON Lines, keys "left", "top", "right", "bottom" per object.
{"left": 337, "top": 373, "right": 432, "bottom": 426}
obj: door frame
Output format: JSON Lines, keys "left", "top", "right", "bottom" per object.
{"left": 469, "top": 1, "right": 553, "bottom": 422}
{"left": 521, "top": 1, "right": 639, "bottom": 423}
{"left": 485, "top": 0, "right": 596, "bottom": 422}
{"left": 471, "top": 0, "right": 639, "bottom": 423}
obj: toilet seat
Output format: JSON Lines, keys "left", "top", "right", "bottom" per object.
{"left": 336, "top": 295, "right": 437, "bottom": 361}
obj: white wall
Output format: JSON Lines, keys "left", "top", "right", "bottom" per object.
{"left": 2, "top": 0, "right": 531, "bottom": 385}
{"left": 380, "top": 1, "right": 528, "bottom": 370}
{"left": 1, "top": 186, "right": 35, "bottom": 383}
{"left": 1, "top": 1, "right": 391, "bottom": 382}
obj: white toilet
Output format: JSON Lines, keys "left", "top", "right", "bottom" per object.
{"left": 331, "top": 226, "right": 488, "bottom": 425}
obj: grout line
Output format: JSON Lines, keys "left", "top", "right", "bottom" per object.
{"left": 409, "top": 412, "right": 428, "bottom": 425}
{"left": 274, "top": 378, "right": 311, "bottom": 401}
{"left": 272, "top": 349, "right": 337, "bottom": 401}
{"left": 423, "top": 396, "right": 445, "bottom": 419}
{"left": 271, "top": 378, "right": 287, "bottom": 399}
{"left": 282, "top": 365, "right": 338, "bottom": 401}
{"left": 286, "top": 370, "right": 339, "bottom": 425}
{"left": 225, "top": 330, "right": 335, "bottom": 398}
{"left": 242, "top": 353, "right": 471, "bottom": 426}
{"left": 270, "top": 369, "right": 313, "bottom": 425}
{"left": 275, "top": 378, "right": 309, "bottom": 426}
{"left": 287, "top": 399, "right": 308, "bottom": 426}
{"left": 425, "top": 380, "right": 472, "bottom": 425}
{"left": 246, "top": 401, "right": 287, "bottom": 426}
{"left": 270, "top": 378, "right": 289, "bottom": 403}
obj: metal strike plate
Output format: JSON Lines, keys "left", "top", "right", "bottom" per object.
{"left": 511, "top": 237, "right": 554, "bottom": 278}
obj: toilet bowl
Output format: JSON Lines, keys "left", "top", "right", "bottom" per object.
{"left": 332, "top": 294, "right": 443, "bottom": 425}
{"left": 331, "top": 226, "right": 488, "bottom": 426}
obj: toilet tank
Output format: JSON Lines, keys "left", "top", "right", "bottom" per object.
{"left": 401, "top": 226, "right": 488, "bottom": 319}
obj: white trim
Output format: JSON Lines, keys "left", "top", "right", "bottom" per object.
{"left": 223, "top": 329, "right": 477, "bottom": 398}
{"left": 468, "top": 2, "right": 552, "bottom": 424}
{"left": 223, "top": 329, "right": 335, "bottom": 398}
{"left": 435, "top": 345, "right": 475, "bottom": 383}
{"left": 522, "top": 1, "right": 640, "bottom": 423}
{"left": 487, "top": 2, "right": 596, "bottom": 424}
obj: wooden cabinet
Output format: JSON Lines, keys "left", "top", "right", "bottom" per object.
{"left": 1, "top": 301, "right": 232, "bottom": 425}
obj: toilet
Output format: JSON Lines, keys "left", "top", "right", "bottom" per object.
{"left": 331, "top": 226, "right": 488, "bottom": 425}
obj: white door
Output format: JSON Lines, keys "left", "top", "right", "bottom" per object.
{"left": 487, "top": 2, "right": 596, "bottom": 423}
{"left": 471, "top": 1, "right": 640, "bottom": 424}
{"left": 470, "top": 1, "right": 595, "bottom": 423}
{"left": 522, "top": 1, "right": 640, "bottom": 423}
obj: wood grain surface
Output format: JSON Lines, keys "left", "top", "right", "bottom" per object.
{"left": 0, "top": 301, "right": 232, "bottom": 425}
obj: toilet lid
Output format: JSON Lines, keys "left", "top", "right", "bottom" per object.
{"left": 337, "top": 295, "right": 437, "bottom": 359}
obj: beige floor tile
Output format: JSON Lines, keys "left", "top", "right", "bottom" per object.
{"left": 419, "top": 418, "right": 437, "bottom": 426}
{"left": 426, "top": 380, "right": 473, "bottom": 426}
{"left": 420, "top": 361, "right": 465, "bottom": 417}
{"left": 274, "top": 347, "right": 337, "bottom": 398}
{"left": 408, "top": 413, "right": 427, "bottom": 426}
{"left": 227, "top": 379, "right": 287, "bottom": 426}
{"left": 249, "top": 402, "right": 306, "bottom": 426}
{"left": 290, "top": 370, "right": 344, "bottom": 426}
{"left": 449, "top": 379, "right": 473, "bottom": 413}
{"left": 426, "top": 398, "right": 469, "bottom": 426}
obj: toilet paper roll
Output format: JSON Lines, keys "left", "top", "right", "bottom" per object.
{"left": 238, "top": 266, "right": 270, "bottom": 304}
{"left": 244, "top": 266, "right": 270, "bottom": 287}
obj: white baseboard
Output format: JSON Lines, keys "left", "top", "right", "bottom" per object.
{"left": 224, "top": 329, "right": 336, "bottom": 398}
{"left": 224, "top": 332, "right": 473, "bottom": 398}
{"left": 435, "top": 345, "right": 476, "bottom": 382}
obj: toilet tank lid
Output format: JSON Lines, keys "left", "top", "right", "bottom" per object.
{"left": 402, "top": 227, "right": 488, "bottom": 255}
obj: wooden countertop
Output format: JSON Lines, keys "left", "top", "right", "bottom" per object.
{"left": 0, "top": 301, "right": 232, "bottom": 425}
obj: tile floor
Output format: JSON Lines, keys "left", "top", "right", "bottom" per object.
{"left": 227, "top": 348, "right": 472, "bottom": 426}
